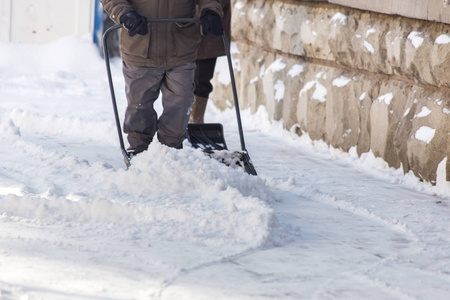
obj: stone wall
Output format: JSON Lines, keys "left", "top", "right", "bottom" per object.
{"left": 329, "top": 0, "right": 450, "bottom": 24}
{"left": 210, "top": 0, "right": 450, "bottom": 185}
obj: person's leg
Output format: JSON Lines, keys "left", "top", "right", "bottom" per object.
{"left": 158, "top": 61, "right": 196, "bottom": 149}
{"left": 190, "top": 58, "right": 217, "bottom": 123}
{"left": 194, "top": 58, "right": 217, "bottom": 98}
{"left": 189, "top": 58, "right": 216, "bottom": 123}
{"left": 122, "top": 62, "right": 164, "bottom": 153}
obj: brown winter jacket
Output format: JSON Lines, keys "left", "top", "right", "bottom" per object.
{"left": 101, "top": 0, "right": 223, "bottom": 68}
{"left": 196, "top": 0, "right": 231, "bottom": 60}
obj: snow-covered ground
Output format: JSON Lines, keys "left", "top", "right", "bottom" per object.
{"left": 1, "top": 35, "right": 449, "bottom": 300}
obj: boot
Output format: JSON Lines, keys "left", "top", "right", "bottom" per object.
{"left": 189, "top": 96, "right": 208, "bottom": 123}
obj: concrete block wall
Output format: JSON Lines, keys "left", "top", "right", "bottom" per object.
{"left": 210, "top": 0, "right": 450, "bottom": 185}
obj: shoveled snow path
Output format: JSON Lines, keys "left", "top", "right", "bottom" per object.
{"left": 157, "top": 123, "right": 450, "bottom": 299}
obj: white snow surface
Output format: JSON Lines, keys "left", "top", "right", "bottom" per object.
{"left": 332, "top": 76, "right": 351, "bottom": 88}
{"left": 377, "top": 93, "right": 394, "bottom": 105}
{"left": 435, "top": 34, "right": 450, "bottom": 45}
{"left": 408, "top": 31, "right": 424, "bottom": 49}
{"left": 414, "top": 106, "right": 432, "bottom": 118}
{"left": 265, "top": 58, "right": 286, "bottom": 74}
{"left": 1, "top": 35, "right": 450, "bottom": 300}
{"left": 287, "top": 64, "right": 305, "bottom": 78}
{"left": 415, "top": 126, "right": 436, "bottom": 144}
{"left": 329, "top": 12, "right": 347, "bottom": 25}
{"left": 274, "top": 80, "right": 285, "bottom": 102}
{"left": 363, "top": 40, "right": 375, "bottom": 53}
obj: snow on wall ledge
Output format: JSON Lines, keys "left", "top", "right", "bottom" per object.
{"left": 210, "top": 0, "right": 450, "bottom": 185}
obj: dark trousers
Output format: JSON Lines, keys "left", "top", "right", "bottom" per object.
{"left": 122, "top": 61, "right": 196, "bottom": 151}
{"left": 194, "top": 58, "right": 217, "bottom": 99}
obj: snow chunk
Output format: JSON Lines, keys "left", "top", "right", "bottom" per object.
{"left": 250, "top": 76, "right": 259, "bottom": 84}
{"left": 215, "top": 57, "right": 231, "bottom": 85}
{"left": 266, "top": 58, "right": 286, "bottom": 74}
{"left": 274, "top": 80, "right": 285, "bottom": 102}
{"left": 299, "top": 80, "right": 327, "bottom": 102}
{"left": 365, "top": 28, "right": 376, "bottom": 37}
{"left": 329, "top": 12, "right": 347, "bottom": 25}
{"left": 300, "top": 81, "right": 316, "bottom": 96}
{"left": 415, "top": 126, "right": 436, "bottom": 144}
{"left": 414, "top": 106, "right": 432, "bottom": 118}
{"left": 313, "top": 82, "right": 327, "bottom": 102}
{"left": 235, "top": 1, "right": 244, "bottom": 9}
{"left": 230, "top": 42, "right": 240, "bottom": 54}
{"left": 287, "top": 64, "right": 305, "bottom": 78}
{"left": 376, "top": 93, "right": 394, "bottom": 105}
{"left": 443, "top": 107, "right": 450, "bottom": 114}
{"left": 408, "top": 32, "right": 424, "bottom": 49}
{"left": 435, "top": 34, "right": 450, "bottom": 45}
{"left": 332, "top": 76, "right": 351, "bottom": 87}
{"left": 364, "top": 41, "right": 375, "bottom": 53}
{"left": 403, "top": 108, "right": 411, "bottom": 117}
{"left": 359, "top": 92, "right": 367, "bottom": 101}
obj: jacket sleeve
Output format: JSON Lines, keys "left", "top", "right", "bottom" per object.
{"left": 100, "top": 0, "right": 134, "bottom": 24}
{"left": 197, "top": 0, "right": 223, "bottom": 17}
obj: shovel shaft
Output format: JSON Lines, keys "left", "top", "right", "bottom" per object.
{"left": 102, "top": 23, "right": 130, "bottom": 166}
{"left": 222, "top": 34, "right": 247, "bottom": 152}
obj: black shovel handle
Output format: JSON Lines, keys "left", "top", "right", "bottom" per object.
{"left": 102, "top": 18, "right": 249, "bottom": 166}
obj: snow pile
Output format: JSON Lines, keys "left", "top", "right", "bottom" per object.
{"left": 0, "top": 141, "right": 280, "bottom": 249}
{"left": 0, "top": 36, "right": 285, "bottom": 256}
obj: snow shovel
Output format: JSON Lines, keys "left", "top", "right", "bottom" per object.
{"left": 102, "top": 18, "right": 257, "bottom": 176}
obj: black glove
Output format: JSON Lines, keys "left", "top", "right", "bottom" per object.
{"left": 120, "top": 11, "right": 148, "bottom": 37}
{"left": 200, "top": 8, "right": 223, "bottom": 37}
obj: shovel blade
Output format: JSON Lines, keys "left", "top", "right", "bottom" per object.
{"left": 186, "top": 123, "right": 228, "bottom": 151}
{"left": 204, "top": 150, "right": 257, "bottom": 176}
{"left": 186, "top": 123, "right": 257, "bottom": 176}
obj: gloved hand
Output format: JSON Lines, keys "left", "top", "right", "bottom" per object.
{"left": 200, "top": 8, "right": 223, "bottom": 37}
{"left": 120, "top": 11, "right": 148, "bottom": 37}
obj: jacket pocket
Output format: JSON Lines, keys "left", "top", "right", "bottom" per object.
{"left": 120, "top": 29, "right": 151, "bottom": 58}
{"left": 173, "top": 22, "right": 201, "bottom": 57}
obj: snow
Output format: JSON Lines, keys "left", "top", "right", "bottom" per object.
{"left": 435, "top": 34, "right": 450, "bottom": 45}
{"left": 408, "top": 31, "right": 424, "bottom": 49}
{"left": 311, "top": 82, "right": 327, "bottom": 102}
{"left": 365, "top": 28, "right": 376, "bottom": 37}
{"left": 265, "top": 58, "right": 286, "bottom": 74}
{"left": 1, "top": 35, "right": 450, "bottom": 300}
{"left": 364, "top": 40, "right": 375, "bottom": 53}
{"left": 359, "top": 92, "right": 367, "bottom": 100}
{"left": 414, "top": 106, "right": 432, "bottom": 118}
{"left": 216, "top": 43, "right": 239, "bottom": 85}
{"left": 403, "top": 107, "right": 411, "bottom": 116}
{"left": 234, "top": 1, "right": 245, "bottom": 10}
{"left": 377, "top": 92, "right": 394, "bottom": 105}
{"left": 274, "top": 80, "right": 285, "bottom": 102}
{"left": 414, "top": 126, "right": 436, "bottom": 144}
{"left": 299, "top": 79, "right": 327, "bottom": 103}
{"left": 332, "top": 75, "right": 351, "bottom": 87}
{"left": 287, "top": 64, "right": 304, "bottom": 78}
{"left": 329, "top": 12, "right": 347, "bottom": 26}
